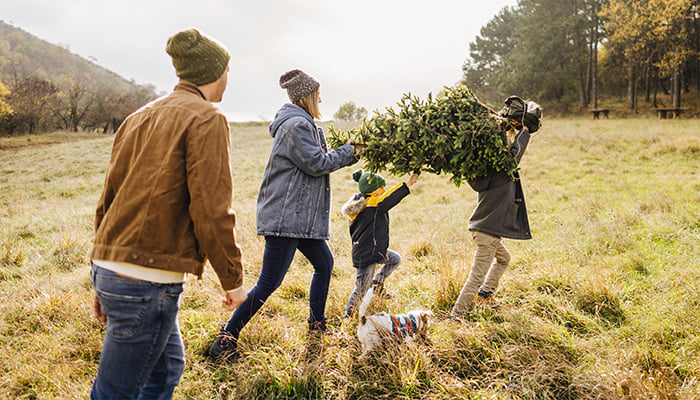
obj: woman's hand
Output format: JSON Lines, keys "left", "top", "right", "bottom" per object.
{"left": 350, "top": 142, "right": 365, "bottom": 153}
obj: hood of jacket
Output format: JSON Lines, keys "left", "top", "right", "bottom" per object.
{"left": 341, "top": 193, "right": 367, "bottom": 218}
{"left": 269, "top": 103, "right": 314, "bottom": 138}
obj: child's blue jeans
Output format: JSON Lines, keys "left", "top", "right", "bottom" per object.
{"left": 90, "top": 264, "right": 184, "bottom": 400}
{"left": 344, "top": 249, "right": 401, "bottom": 318}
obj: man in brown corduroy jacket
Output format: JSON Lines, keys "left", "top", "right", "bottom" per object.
{"left": 89, "top": 28, "right": 246, "bottom": 399}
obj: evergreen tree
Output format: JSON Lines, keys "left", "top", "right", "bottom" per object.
{"left": 328, "top": 86, "right": 535, "bottom": 186}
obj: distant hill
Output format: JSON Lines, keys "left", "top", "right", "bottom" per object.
{"left": 0, "top": 21, "right": 157, "bottom": 134}
{"left": 0, "top": 20, "right": 152, "bottom": 94}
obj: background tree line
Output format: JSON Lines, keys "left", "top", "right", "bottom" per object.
{"left": 0, "top": 21, "right": 157, "bottom": 135}
{"left": 0, "top": 73, "right": 156, "bottom": 135}
{"left": 462, "top": 0, "right": 699, "bottom": 113}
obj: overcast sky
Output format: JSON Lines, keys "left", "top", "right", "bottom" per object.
{"left": 1, "top": 0, "right": 517, "bottom": 121}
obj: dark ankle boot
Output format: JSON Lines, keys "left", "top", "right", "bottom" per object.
{"left": 308, "top": 319, "right": 326, "bottom": 335}
{"left": 208, "top": 328, "right": 239, "bottom": 362}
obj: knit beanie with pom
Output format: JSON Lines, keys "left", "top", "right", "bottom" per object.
{"left": 352, "top": 169, "right": 386, "bottom": 194}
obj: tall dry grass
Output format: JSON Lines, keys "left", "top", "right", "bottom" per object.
{"left": 0, "top": 119, "right": 698, "bottom": 399}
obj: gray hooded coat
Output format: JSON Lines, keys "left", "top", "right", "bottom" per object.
{"left": 467, "top": 128, "right": 532, "bottom": 240}
{"left": 256, "top": 103, "right": 356, "bottom": 239}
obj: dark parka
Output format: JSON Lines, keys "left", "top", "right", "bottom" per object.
{"left": 341, "top": 183, "right": 411, "bottom": 268}
{"left": 467, "top": 128, "right": 532, "bottom": 240}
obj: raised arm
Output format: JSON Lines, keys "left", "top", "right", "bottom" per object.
{"left": 284, "top": 120, "right": 356, "bottom": 176}
{"left": 509, "top": 128, "right": 531, "bottom": 165}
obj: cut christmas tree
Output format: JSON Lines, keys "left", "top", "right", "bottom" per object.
{"left": 328, "top": 85, "right": 541, "bottom": 186}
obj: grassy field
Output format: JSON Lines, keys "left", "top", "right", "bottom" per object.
{"left": 0, "top": 118, "right": 699, "bottom": 399}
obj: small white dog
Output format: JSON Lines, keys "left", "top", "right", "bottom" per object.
{"left": 356, "top": 285, "right": 432, "bottom": 360}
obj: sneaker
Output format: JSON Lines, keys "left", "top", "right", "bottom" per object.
{"left": 449, "top": 310, "right": 470, "bottom": 322}
{"left": 451, "top": 300, "right": 474, "bottom": 318}
{"left": 477, "top": 290, "right": 492, "bottom": 300}
{"left": 208, "top": 329, "right": 239, "bottom": 362}
{"left": 372, "top": 280, "right": 392, "bottom": 299}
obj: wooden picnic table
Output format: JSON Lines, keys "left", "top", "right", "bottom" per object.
{"left": 588, "top": 108, "right": 611, "bottom": 119}
{"left": 651, "top": 107, "right": 689, "bottom": 119}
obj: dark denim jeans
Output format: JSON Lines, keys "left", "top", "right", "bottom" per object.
{"left": 344, "top": 249, "right": 401, "bottom": 317}
{"left": 90, "top": 264, "right": 184, "bottom": 400}
{"left": 224, "top": 236, "right": 334, "bottom": 337}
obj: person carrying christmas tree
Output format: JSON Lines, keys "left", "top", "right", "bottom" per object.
{"left": 451, "top": 116, "right": 533, "bottom": 318}
{"left": 341, "top": 169, "right": 418, "bottom": 318}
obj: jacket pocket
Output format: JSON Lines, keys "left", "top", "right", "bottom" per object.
{"left": 294, "top": 183, "right": 307, "bottom": 215}
{"left": 503, "top": 202, "right": 519, "bottom": 231}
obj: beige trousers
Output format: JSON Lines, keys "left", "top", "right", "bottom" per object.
{"left": 452, "top": 231, "right": 511, "bottom": 314}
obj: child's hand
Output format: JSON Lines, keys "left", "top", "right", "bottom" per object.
{"left": 407, "top": 173, "right": 419, "bottom": 187}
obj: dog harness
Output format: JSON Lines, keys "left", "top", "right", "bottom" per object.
{"left": 390, "top": 314, "right": 418, "bottom": 338}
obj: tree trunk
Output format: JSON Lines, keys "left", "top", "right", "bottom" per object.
{"left": 682, "top": 59, "right": 689, "bottom": 94}
{"left": 577, "top": 68, "right": 587, "bottom": 109}
{"left": 696, "top": 8, "right": 700, "bottom": 92}
{"left": 112, "top": 118, "right": 123, "bottom": 133}
{"left": 627, "top": 57, "right": 636, "bottom": 111}
{"left": 659, "top": 77, "right": 669, "bottom": 95}
{"left": 585, "top": 50, "right": 591, "bottom": 106}
{"left": 584, "top": 29, "right": 592, "bottom": 107}
{"left": 672, "top": 65, "right": 681, "bottom": 109}
{"left": 643, "top": 56, "right": 651, "bottom": 103}
{"left": 591, "top": 2, "right": 599, "bottom": 110}
{"left": 592, "top": 36, "right": 598, "bottom": 109}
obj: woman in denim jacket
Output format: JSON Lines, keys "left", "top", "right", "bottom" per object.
{"left": 209, "top": 69, "right": 360, "bottom": 361}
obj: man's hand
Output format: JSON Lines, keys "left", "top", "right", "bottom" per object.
{"left": 222, "top": 286, "right": 247, "bottom": 311}
{"left": 93, "top": 294, "right": 107, "bottom": 324}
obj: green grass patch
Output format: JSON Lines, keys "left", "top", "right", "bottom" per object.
{"left": 0, "top": 119, "right": 699, "bottom": 398}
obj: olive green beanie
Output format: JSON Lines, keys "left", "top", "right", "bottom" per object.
{"left": 166, "top": 28, "right": 230, "bottom": 86}
{"left": 352, "top": 169, "right": 386, "bottom": 194}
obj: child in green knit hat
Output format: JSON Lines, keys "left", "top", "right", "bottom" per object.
{"left": 341, "top": 169, "right": 418, "bottom": 318}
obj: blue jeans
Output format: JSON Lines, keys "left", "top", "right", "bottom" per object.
{"left": 344, "top": 249, "right": 401, "bottom": 317}
{"left": 224, "top": 236, "right": 334, "bottom": 337}
{"left": 90, "top": 265, "right": 184, "bottom": 400}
